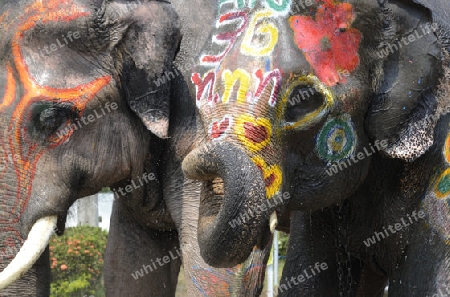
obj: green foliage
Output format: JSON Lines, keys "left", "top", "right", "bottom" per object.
{"left": 278, "top": 232, "right": 289, "bottom": 256}
{"left": 50, "top": 226, "right": 108, "bottom": 297}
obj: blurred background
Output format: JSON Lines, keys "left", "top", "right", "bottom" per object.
{"left": 55, "top": 190, "right": 289, "bottom": 297}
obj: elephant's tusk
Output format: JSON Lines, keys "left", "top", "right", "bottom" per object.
{"left": 269, "top": 211, "right": 278, "bottom": 234}
{"left": 0, "top": 216, "right": 57, "bottom": 290}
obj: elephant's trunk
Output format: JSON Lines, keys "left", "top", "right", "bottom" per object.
{"left": 182, "top": 142, "right": 269, "bottom": 267}
{"left": 0, "top": 216, "right": 56, "bottom": 290}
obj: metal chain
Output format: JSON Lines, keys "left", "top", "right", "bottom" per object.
{"left": 335, "top": 202, "right": 353, "bottom": 297}
{"left": 345, "top": 216, "right": 353, "bottom": 296}
{"left": 335, "top": 204, "right": 345, "bottom": 297}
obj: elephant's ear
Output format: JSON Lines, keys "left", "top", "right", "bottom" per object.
{"left": 117, "top": 1, "right": 181, "bottom": 138}
{"left": 366, "top": 0, "right": 449, "bottom": 161}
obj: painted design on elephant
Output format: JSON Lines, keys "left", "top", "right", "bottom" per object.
{"left": 234, "top": 112, "right": 282, "bottom": 198}
{"left": 253, "top": 68, "right": 282, "bottom": 107}
{"left": 200, "top": 11, "right": 249, "bottom": 66}
{"left": 432, "top": 134, "right": 450, "bottom": 199}
{"left": 0, "top": 0, "right": 111, "bottom": 223}
{"left": 219, "top": 0, "right": 250, "bottom": 10}
{"left": 444, "top": 133, "right": 450, "bottom": 164}
{"left": 0, "top": 226, "right": 22, "bottom": 261}
{"left": 235, "top": 114, "right": 272, "bottom": 152}
{"left": 193, "top": 1, "right": 287, "bottom": 199}
{"left": 191, "top": 266, "right": 234, "bottom": 296}
{"left": 251, "top": 156, "right": 282, "bottom": 198}
{"left": 434, "top": 168, "right": 450, "bottom": 199}
{"left": 422, "top": 132, "right": 450, "bottom": 245}
{"left": 263, "top": 0, "right": 291, "bottom": 13}
{"left": 194, "top": 2, "right": 285, "bottom": 106}
{"left": 240, "top": 9, "right": 279, "bottom": 56}
{"left": 422, "top": 184, "right": 450, "bottom": 245}
{"left": 242, "top": 263, "right": 266, "bottom": 288}
{"left": 315, "top": 115, "right": 356, "bottom": 163}
{"left": 219, "top": 0, "right": 291, "bottom": 14}
{"left": 280, "top": 75, "right": 334, "bottom": 130}
{"left": 192, "top": 68, "right": 282, "bottom": 107}
{"left": 0, "top": 65, "right": 16, "bottom": 111}
{"left": 210, "top": 115, "right": 233, "bottom": 140}
{"left": 0, "top": 11, "right": 8, "bottom": 24}
{"left": 289, "top": 0, "right": 362, "bottom": 86}
{"left": 0, "top": 65, "right": 17, "bottom": 180}
{"left": 191, "top": 70, "right": 220, "bottom": 107}
{"left": 222, "top": 68, "right": 252, "bottom": 103}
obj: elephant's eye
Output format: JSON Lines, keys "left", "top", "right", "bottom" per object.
{"left": 29, "top": 102, "right": 77, "bottom": 142}
{"left": 285, "top": 85, "right": 325, "bottom": 122}
{"left": 39, "top": 108, "right": 69, "bottom": 130}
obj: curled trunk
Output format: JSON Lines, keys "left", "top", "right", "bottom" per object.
{"left": 182, "top": 142, "right": 269, "bottom": 267}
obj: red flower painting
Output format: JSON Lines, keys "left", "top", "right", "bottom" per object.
{"left": 289, "top": 0, "right": 362, "bottom": 86}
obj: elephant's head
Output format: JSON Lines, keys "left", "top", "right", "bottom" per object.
{"left": 0, "top": 0, "right": 180, "bottom": 292}
{"left": 182, "top": 0, "right": 449, "bottom": 267}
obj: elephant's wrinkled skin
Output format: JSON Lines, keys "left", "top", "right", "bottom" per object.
{"left": 103, "top": 1, "right": 271, "bottom": 296}
{"left": 181, "top": 0, "right": 450, "bottom": 295}
{"left": 0, "top": 0, "right": 179, "bottom": 294}
{"left": 0, "top": 0, "right": 269, "bottom": 296}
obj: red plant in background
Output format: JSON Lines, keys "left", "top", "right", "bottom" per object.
{"left": 289, "top": 0, "right": 362, "bottom": 86}
{"left": 50, "top": 226, "right": 108, "bottom": 295}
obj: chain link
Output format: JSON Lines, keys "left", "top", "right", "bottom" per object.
{"left": 335, "top": 202, "right": 353, "bottom": 297}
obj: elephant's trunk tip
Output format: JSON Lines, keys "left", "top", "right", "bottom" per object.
{"left": 182, "top": 142, "right": 218, "bottom": 181}
{"left": 182, "top": 141, "right": 269, "bottom": 267}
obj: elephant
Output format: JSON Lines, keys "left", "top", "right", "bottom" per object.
{"left": 179, "top": 0, "right": 450, "bottom": 295}
{"left": 0, "top": 0, "right": 270, "bottom": 296}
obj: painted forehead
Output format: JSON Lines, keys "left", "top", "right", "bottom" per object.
{"left": 0, "top": 0, "right": 111, "bottom": 219}
{"left": 0, "top": 0, "right": 90, "bottom": 34}
{"left": 193, "top": 0, "right": 362, "bottom": 112}
{"left": 289, "top": 0, "right": 362, "bottom": 87}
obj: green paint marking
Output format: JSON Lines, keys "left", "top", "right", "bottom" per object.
{"left": 317, "top": 117, "right": 355, "bottom": 162}
{"left": 249, "top": 0, "right": 258, "bottom": 8}
{"left": 437, "top": 173, "right": 450, "bottom": 196}
{"left": 219, "top": 0, "right": 245, "bottom": 9}
{"left": 219, "top": 0, "right": 291, "bottom": 11}
{"left": 265, "top": 0, "right": 291, "bottom": 12}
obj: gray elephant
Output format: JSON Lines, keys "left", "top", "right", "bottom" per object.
{"left": 0, "top": 0, "right": 269, "bottom": 296}
{"left": 180, "top": 0, "right": 450, "bottom": 296}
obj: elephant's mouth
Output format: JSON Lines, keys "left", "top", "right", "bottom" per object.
{"left": 55, "top": 213, "right": 67, "bottom": 236}
{"left": 199, "top": 178, "right": 224, "bottom": 223}
{"left": 183, "top": 141, "right": 274, "bottom": 268}
{"left": 201, "top": 178, "right": 275, "bottom": 247}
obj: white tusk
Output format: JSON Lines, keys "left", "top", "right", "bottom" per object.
{"left": 0, "top": 216, "right": 57, "bottom": 290}
{"left": 269, "top": 211, "right": 278, "bottom": 234}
